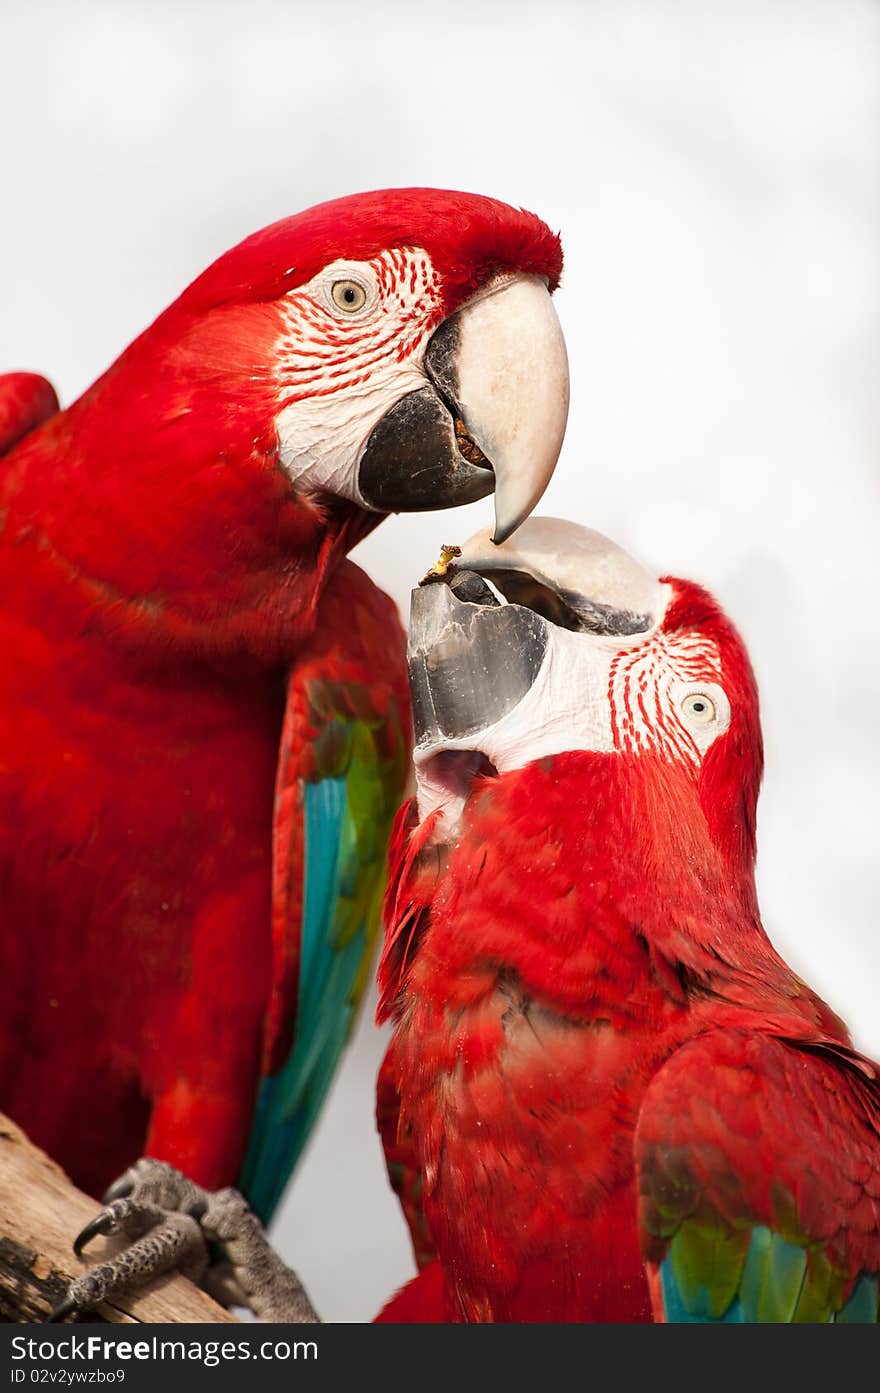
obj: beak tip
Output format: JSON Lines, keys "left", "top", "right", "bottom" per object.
{"left": 492, "top": 497, "right": 537, "bottom": 546}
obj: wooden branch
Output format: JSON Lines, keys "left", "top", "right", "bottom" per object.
{"left": 0, "top": 1114, "right": 236, "bottom": 1323}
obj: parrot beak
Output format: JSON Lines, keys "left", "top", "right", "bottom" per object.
{"left": 407, "top": 517, "right": 666, "bottom": 831}
{"left": 450, "top": 517, "right": 663, "bottom": 634}
{"left": 408, "top": 575, "right": 550, "bottom": 751}
{"left": 357, "top": 276, "right": 569, "bottom": 543}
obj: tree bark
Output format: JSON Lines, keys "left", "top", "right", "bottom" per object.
{"left": 0, "top": 1113, "right": 235, "bottom": 1323}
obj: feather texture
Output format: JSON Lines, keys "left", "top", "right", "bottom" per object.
{"left": 240, "top": 627, "right": 408, "bottom": 1220}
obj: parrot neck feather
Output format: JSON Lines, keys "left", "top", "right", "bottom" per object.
{"left": 382, "top": 753, "right": 845, "bottom": 1041}
{"left": 0, "top": 338, "right": 376, "bottom": 665}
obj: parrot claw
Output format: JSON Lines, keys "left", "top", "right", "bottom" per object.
{"left": 101, "top": 1172, "right": 135, "bottom": 1204}
{"left": 73, "top": 1195, "right": 161, "bottom": 1257}
{"left": 72, "top": 1213, "right": 111, "bottom": 1258}
{"left": 48, "top": 1210, "right": 208, "bottom": 1323}
{"left": 54, "top": 1158, "right": 319, "bottom": 1323}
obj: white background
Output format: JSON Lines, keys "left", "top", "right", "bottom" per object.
{"left": 2, "top": 0, "right": 877, "bottom": 1321}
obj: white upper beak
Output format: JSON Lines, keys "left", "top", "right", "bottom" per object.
{"left": 452, "top": 275, "right": 570, "bottom": 543}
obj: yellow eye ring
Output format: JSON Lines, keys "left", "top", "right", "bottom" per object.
{"left": 331, "top": 279, "right": 368, "bottom": 313}
{"left": 681, "top": 692, "right": 717, "bottom": 724}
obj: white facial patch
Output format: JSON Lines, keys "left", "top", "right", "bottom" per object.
{"left": 273, "top": 247, "right": 443, "bottom": 504}
{"left": 415, "top": 617, "right": 730, "bottom": 832}
{"left": 609, "top": 632, "right": 730, "bottom": 765}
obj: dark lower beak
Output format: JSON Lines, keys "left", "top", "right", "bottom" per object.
{"left": 408, "top": 576, "right": 548, "bottom": 747}
{"left": 357, "top": 275, "right": 569, "bottom": 542}
{"left": 357, "top": 385, "right": 495, "bottom": 514}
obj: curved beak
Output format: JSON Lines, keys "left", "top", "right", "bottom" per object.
{"left": 357, "top": 275, "right": 569, "bottom": 543}
{"left": 408, "top": 576, "right": 549, "bottom": 749}
{"left": 432, "top": 275, "right": 569, "bottom": 543}
{"left": 454, "top": 516, "right": 663, "bottom": 634}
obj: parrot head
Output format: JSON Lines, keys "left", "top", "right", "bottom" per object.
{"left": 407, "top": 517, "right": 763, "bottom": 890}
{"left": 100, "top": 188, "right": 568, "bottom": 548}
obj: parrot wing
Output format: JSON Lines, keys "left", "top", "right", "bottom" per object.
{"left": 0, "top": 372, "right": 59, "bottom": 456}
{"left": 636, "top": 1027, "right": 880, "bottom": 1322}
{"left": 237, "top": 558, "right": 410, "bottom": 1223}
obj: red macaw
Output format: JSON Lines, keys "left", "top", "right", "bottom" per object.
{"left": 0, "top": 190, "right": 569, "bottom": 1229}
{"left": 374, "top": 517, "right": 880, "bottom": 1323}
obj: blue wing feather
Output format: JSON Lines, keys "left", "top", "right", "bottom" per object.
{"left": 659, "top": 1225, "right": 878, "bottom": 1323}
{"left": 239, "top": 775, "right": 357, "bottom": 1220}
{"left": 238, "top": 712, "right": 404, "bottom": 1224}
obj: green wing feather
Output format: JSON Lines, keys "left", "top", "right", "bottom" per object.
{"left": 659, "top": 1218, "right": 878, "bottom": 1323}
{"left": 641, "top": 1031, "right": 880, "bottom": 1323}
{"left": 238, "top": 675, "right": 407, "bottom": 1224}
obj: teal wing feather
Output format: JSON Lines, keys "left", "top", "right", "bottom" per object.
{"left": 637, "top": 1029, "right": 880, "bottom": 1322}
{"left": 238, "top": 566, "right": 409, "bottom": 1224}
{"left": 657, "top": 1222, "right": 878, "bottom": 1323}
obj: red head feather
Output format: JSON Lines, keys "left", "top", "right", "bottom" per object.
{"left": 661, "top": 578, "right": 763, "bottom": 902}
{"left": 174, "top": 188, "right": 563, "bottom": 317}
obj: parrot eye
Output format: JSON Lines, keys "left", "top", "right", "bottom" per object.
{"left": 671, "top": 681, "right": 730, "bottom": 756}
{"left": 681, "top": 692, "right": 717, "bottom": 724}
{"left": 330, "top": 279, "right": 368, "bottom": 314}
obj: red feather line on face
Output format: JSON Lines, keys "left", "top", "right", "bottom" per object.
{"left": 659, "top": 578, "right": 764, "bottom": 897}
{"left": 273, "top": 248, "right": 443, "bottom": 410}
{"left": 608, "top": 630, "right": 723, "bottom": 767}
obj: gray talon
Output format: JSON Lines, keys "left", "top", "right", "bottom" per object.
{"left": 74, "top": 1195, "right": 172, "bottom": 1256}
{"left": 58, "top": 1158, "right": 319, "bottom": 1322}
{"left": 73, "top": 1213, "right": 111, "bottom": 1258}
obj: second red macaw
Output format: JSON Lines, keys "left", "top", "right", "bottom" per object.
{"left": 376, "top": 517, "right": 880, "bottom": 1323}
